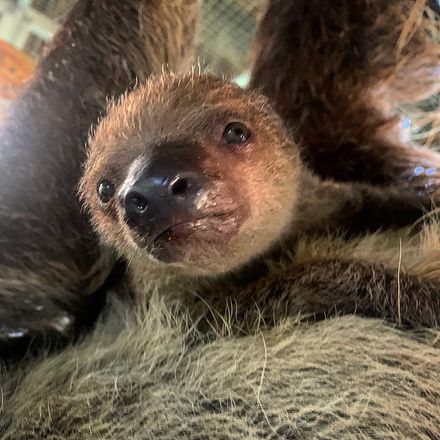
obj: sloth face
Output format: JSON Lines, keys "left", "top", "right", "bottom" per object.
{"left": 80, "top": 74, "right": 300, "bottom": 276}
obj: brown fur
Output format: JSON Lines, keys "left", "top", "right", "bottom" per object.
{"left": 250, "top": 0, "right": 440, "bottom": 191}
{"left": 0, "top": 0, "right": 198, "bottom": 350}
{"left": 80, "top": 74, "right": 300, "bottom": 276}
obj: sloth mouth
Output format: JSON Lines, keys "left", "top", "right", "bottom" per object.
{"left": 154, "top": 211, "right": 237, "bottom": 243}
{"left": 151, "top": 210, "right": 240, "bottom": 262}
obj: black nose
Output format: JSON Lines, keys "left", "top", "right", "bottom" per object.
{"left": 124, "top": 172, "right": 202, "bottom": 218}
{"left": 122, "top": 150, "right": 207, "bottom": 237}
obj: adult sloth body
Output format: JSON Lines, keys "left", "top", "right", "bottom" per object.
{"left": 2, "top": 3, "right": 440, "bottom": 438}
{"left": 2, "top": 303, "right": 440, "bottom": 439}
{"left": 0, "top": 0, "right": 198, "bottom": 346}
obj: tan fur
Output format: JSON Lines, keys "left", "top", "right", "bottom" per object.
{"left": 293, "top": 221, "right": 440, "bottom": 280}
{"left": 2, "top": 2, "right": 440, "bottom": 438}
{"left": 80, "top": 73, "right": 300, "bottom": 276}
{"left": 2, "top": 295, "right": 440, "bottom": 439}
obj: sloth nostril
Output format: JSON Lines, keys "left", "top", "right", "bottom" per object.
{"left": 169, "top": 176, "right": 192, "bottom": 196}
{"left": 126, "top": 193, "right": 148, "bottom": 214}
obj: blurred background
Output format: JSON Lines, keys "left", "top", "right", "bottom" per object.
{"left": 0, "top": 0, "right": 263, "bottom": 118}
{"left": 0, "top": 0, "right": 438, "bottom": 144}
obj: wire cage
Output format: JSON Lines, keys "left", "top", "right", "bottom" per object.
{"left": 0, "top": 0, "right": 264, "bottom": 118}
{"left": 30, "top": 0, "right": 75, "bottom": 20}
{"left": 1, "top": 0, "right": 264, "bottom": 76}
{"left": 198, "top": 0, "right": 262, "bottom": 76}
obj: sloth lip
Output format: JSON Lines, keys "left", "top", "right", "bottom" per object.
{"left": 148, "top": 209, "right": 243, "bottom": 263}
{"left": 153, "top": 211, "right": 237, "bottom": 243}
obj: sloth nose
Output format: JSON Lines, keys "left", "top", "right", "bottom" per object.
{"left": 122, "top": 156, "right": 207, "bottom": 236}
{"left": 124, "top": 172, "right": 202, "bottom": 218}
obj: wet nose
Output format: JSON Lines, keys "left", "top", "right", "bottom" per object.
{"left": 124, "top": 172, "right": 203, "bottom": 218}
{"left": 122, "top": 155, "right": 207, "bottom": 237}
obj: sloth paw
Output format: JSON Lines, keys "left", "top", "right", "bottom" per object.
{"left": 400, "top": 148, "right": 440, "bottom": 198}
{"left": 0, "top": 307, "right": 75, "bottom": 361}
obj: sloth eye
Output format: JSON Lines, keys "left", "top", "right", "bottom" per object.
{"left": 222, "top": 122, "right": 251, "bottom": 145}
{"left": 97, "top": 179, "right": 115, "bottom": 204}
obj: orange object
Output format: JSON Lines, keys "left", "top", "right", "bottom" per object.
{"left": 0, "top": 40, "right": 35, "bottom": 100}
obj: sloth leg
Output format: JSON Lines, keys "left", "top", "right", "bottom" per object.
{"left": 250, "top": 0, "right": 440, "bottom": 191}
{"left": 283, "top": 259, "right": 440, "bottom": 329}
{"left": 201, "top": 259, "right": 440, "bottom": 330}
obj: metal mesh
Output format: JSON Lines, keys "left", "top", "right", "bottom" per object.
{"left": 198, "top": 0, "right": 263, "bottom": 76}
{"left": 30, "top": 0, "right": 75, "bottom": 21}
{"left": 25, "top": 0, "right": 264, "bottom": 76}
{"left": 0, "top": 0, "right": 262, "bottom": 119}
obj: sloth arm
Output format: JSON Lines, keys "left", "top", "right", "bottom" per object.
{"left": 250, "top": 0, "right": 440, "bottom": 191}
{"left": 289, "top": 259, "right": 440, "bottom": 329}
{"left": 293, "top": 171, "right": 433, "bottom": 236}
{"left": 0, "top": 0, "right": 198, "bottom": 352}
{"left": 214, "top": 259, "right": 440, "bottom": 329}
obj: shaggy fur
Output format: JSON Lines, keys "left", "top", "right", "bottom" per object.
{"left": 1, "top": 296, "right": 440, "bottom": 439}
{"left": 250, "top": 0, "right": 440, "bottom": 190}
{"left": 0, "top": 0, "right": 198, "bottom": 349}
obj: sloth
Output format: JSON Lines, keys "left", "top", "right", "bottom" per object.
{"left": 2, "top": 1, "right": 440, "bottom": 436}
{"left": 80, "top": 73, "right": 440, "bottom": 330}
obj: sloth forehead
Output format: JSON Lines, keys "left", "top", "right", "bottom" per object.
{"left": 95, "top": 74, "right": 270, "bottom": 141}
{"left": 93, "top": 105, "right": 272, "bottom": 163}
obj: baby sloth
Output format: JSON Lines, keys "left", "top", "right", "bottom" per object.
{"left": 81, "top": 74, "right": 440, "bottom": 329}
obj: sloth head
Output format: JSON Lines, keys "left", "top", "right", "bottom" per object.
{"left": 80, "top": 74, "right": 300, "bottom": 276}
